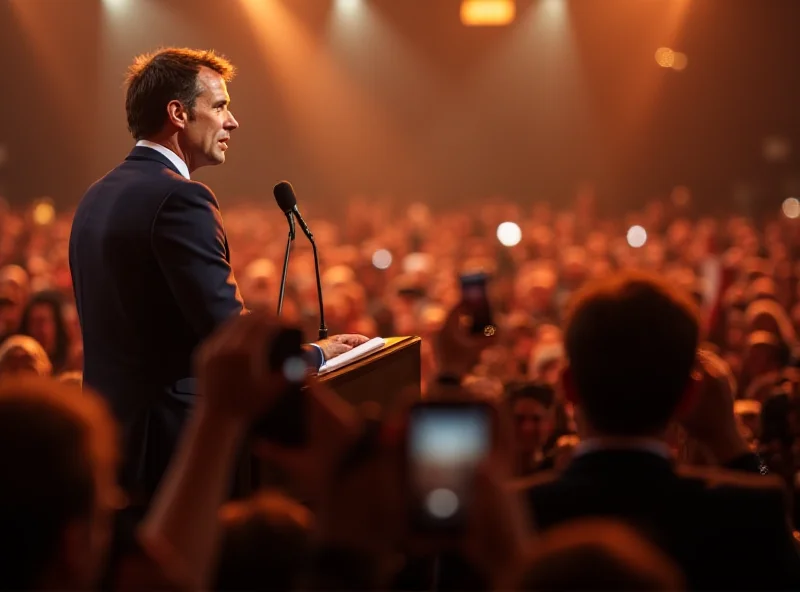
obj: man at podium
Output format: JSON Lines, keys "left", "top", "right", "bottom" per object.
{"left": 69, "top": 47, "right": 367, "bottom": 505}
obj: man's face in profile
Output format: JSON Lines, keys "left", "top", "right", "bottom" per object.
{"left": 181, "top": 67, "right": 239, "bottom": 169}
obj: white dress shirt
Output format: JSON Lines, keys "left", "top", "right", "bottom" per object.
{"left": 573, "top": 438, "right": 673, "bottom": 461}
{"left": 135, "top": 140, "right": 191, "bottom": 180}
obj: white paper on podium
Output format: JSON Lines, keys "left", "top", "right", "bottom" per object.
{"left": 317, "top": 337, "right": 386, "bottom": 375}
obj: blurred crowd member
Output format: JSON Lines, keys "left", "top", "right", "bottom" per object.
{"left": 0, "top": 264, "right": 29, "bottom": 341}
{"left": 241, "top": 258, "right": 277, "bottom": 313}
{"left": 5, "top": 180, "right": 800, "bottom": 589}
{"left": 741, "top": 330, "right": 790, "bottom": 400}
{"left": 0, "top": 377, "right": 121, "bottom": 590}
{"left": 517, "top": 271, "right": 800, "bottom": 590}
{"left": 58, "top": 370, "right": 84, "bottom": 387}
{"left": 0, "top": 335, "right": 52, "bottom": 377}
{"left": 20, "top": 290, "right": 71, "bottom": 374}
{"left": 734, "top": 398, "right": 761, "bottom": 448}
{"left": 528, "top": 341, "right": 565, "bottom": 385}
{"left": 0, "top": 311, "right": 354, "bottom": 591}
{"left": 511, "top": 519, "right": 685, "bottom": 591}
{"left": 506, "top": 382, "right": 556, "bottom": 477}
{"left": 214, "top": 491, "right": 313, "bottom": 591}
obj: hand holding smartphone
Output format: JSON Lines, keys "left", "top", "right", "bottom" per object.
{"left": 405, "top": 401, "right": 495, "bottom": 536}
{"left": 459, "top": 272, "right": 495, "bottom": 336}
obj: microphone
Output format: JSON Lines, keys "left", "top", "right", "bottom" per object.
{"left": 273, "top": 181, "right": 328, "bottom": 340}
{"left": 274, "top": 181, "right": 314, "bottom": 241}
{"left": 273, "top": 185, "right": 296, "bottom": 317}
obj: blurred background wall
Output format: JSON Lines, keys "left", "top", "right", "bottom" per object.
{"left": 0, "top": 0, "right": 798, "bottom": 215}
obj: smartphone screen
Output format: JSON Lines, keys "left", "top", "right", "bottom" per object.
{"left": 459, "top": 272, "right": 494, "bottom": 336}
{"left": 407, "top": 402, "right": 493, "bottom": 534}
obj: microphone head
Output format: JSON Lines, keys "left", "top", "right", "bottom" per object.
{"left": 273, "top": 181, "right": 297, "bottom": 213}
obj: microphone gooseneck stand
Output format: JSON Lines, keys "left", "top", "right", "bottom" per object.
{"left": 307, "top": 230, "right": 328, "bottom": 340}
{"left": 272, "top": 180, "right": 327, "bottom": 340}
{"left": 277, "top": 211, "right": 296, "bottom": 316}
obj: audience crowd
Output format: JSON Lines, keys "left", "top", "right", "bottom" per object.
{"left": 1, "top": 190, "right": 800, "bottom": 590}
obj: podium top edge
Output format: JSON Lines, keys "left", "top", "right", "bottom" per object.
{"left": 316, "top": 335, "right": 420, "bottom": 381}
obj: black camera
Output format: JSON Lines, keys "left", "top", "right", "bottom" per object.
{"left": 250, "top": 326, "right": 308, "bottom": 447}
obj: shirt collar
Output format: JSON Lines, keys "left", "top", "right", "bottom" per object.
{"left": 135, "top": 140, "right": 190, "bottom": 180}
{"left": 573, "top": 437, "right": 672, "bottom": 461}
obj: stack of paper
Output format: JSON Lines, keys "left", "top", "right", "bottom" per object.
{"left": 317, "top": 337, "right": 386, "bottom": 375}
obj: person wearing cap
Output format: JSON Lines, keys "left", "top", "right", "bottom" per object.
{"left": 734, "top": 399, "right": 762, "bottom": 447}
{"left": 528, "top": 342, "right": 566, "bottom": 386}
{"left": 0, "top": 335, "right": 52, "bottom": 378}
{"left": 742, "top": 331, "right": 791, "bottom": 401}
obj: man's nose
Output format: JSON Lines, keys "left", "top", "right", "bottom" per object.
{"left": 226, "top": 111, "right": 239, "bottom": 130}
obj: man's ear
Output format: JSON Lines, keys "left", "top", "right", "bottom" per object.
{"left": 560, "top": 365, "right": 580, "bottom": 406}
{"left": 166, "top": 100, "right": 188, "bottom": 130}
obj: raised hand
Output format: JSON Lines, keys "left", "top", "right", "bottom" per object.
{"left": 194, "top": 311, "right": 295, "bottom": 425}
{"left": 679, "top": 348, "right": 749, "bottom": 464}
{"left": 433, "top": 304, "right": 496, "bottom": 378}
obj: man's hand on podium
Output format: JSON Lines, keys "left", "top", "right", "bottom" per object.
{"left": 316, "top": 334, "right": 370, "bottom": 362}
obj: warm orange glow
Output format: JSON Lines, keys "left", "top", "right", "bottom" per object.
{"left": 655, "top": 47, "right": 675, "bottom": 68}
{"left": 783, "top": 198, "right": 800, "bottom": 219}
{"left": 32, "top": 199, "right": 55, "bottom": 226}
{"left": 614, "top": 0, "right": 691, "bottom": 170}
{"left": 9, "top": 0, "right": 82, "bottom": 110}
{"left": 237, "top": 0, "right": 402, "bottom": 193}
{"left": 672, "top": 52, "right": 688, "bottom": 71}
{"left": 671, "top": 186, "right": 691, "bottom": 207}
{"left": 461, "top": 0, "right": 516, "bottom": 27}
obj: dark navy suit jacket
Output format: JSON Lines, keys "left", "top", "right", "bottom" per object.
{"left": 70, "top": 146, "right": 322, "bottom": 502}
{"left": 516, "top": 449, "right": 800, "bottom": 590}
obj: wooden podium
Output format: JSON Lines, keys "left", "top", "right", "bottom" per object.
{"left": 317, "top": 336, "right": 422, "bottom": 409}
{"left": 244, "top": 336, "right": 421, "bottom": 493}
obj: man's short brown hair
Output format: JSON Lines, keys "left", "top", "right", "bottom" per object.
{"left": 125, "top": 47, "right": 236, "bottom": 140}
{"left": 564, "top": 271, "right": 700, "bottom": 436}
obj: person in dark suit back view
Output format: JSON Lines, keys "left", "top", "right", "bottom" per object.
{"left": 515, "top": 270, "right": 800, "bottom": 590}
{"left": 69, "top": 48, "right": 367, "bottom": 506}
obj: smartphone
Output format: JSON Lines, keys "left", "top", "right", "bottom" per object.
{"left": 251, "top": 327, "right": 308, "bottom": 447}
{"left": 459, "top": 272, "right": 494, "bottom": 336}
{"left": 406, "top": 401, "right": 494, "bottom": 536}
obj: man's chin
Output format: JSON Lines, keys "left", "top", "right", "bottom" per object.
{"left": 205, "top": 150, "right": 226, "bottom": 166}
